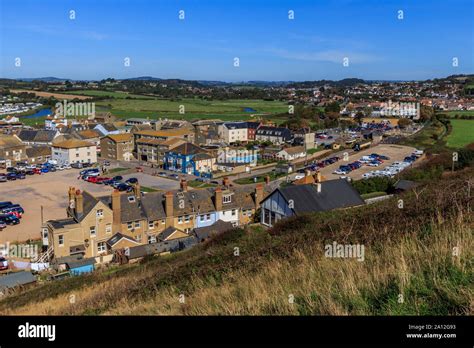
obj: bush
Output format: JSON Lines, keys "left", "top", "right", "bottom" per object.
{"left": 351, "top": 177, "right": 395, "bottom": 195}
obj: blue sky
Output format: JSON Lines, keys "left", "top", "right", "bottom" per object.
{"left": 0, "top": 0, "right": 473, "bottom": 81}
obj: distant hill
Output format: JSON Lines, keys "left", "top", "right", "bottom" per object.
{"left": 125, "top": 76, "right": 163, "bottom": 81}
{"left": 15, "top": 77, "right": 70, "bottom": 82}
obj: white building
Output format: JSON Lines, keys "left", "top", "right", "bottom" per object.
{"left": 218, "top": 122, "right": 248, "bottom": 144}
{"left": 52, "top": 139, "right": 97, "bottom": 165}
{"left": 276, "top": 146, "right": 307, "bottom": 161}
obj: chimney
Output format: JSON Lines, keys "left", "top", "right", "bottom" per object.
{"left": 316, "top": 183, "right": 322, "bottom": 193}
{"left": 112, "top": 189, "right": 121, "bottom": 231}
{"left": 133, "top": 183, "right": 141, "bottom": 198}
{"left": 180, "top": 179, "right": 188, "bottom": 192}
{"left": 75, "top": 189, "right": 83, "bottom": 216}
{"left": 214, "top": 187, "right": 223, "bottom": 211}
{"left": 165, "top": 191, "right": 174, "bottom": 227}
{"left": 255, "top": 183, "right": 264, "bottom": 210}
{"left": 68, "top": 186, "right": 75, "bottom": 203}
{"left": 222, "top": 176, "right": 230, "bottom": 188}
{"left": 264, "top": 175, "right": 270, "bottom": 185}
{"left": 314, "top": 171, "right": 322, "bottom": 183}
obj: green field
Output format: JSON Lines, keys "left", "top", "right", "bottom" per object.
{"left": 95, "top": 98, "right": 289, "bottom": 122}
{"left": 66, "top": 90, "right": 154, "bottom": 99}
{"left": 447, "top": 119, "right": 474, "bottom": 148}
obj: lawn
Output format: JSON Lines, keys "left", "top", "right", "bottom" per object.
{"left": 106, "top": 167, "right": 129, "bottom": 174}
{"left": 234, "top": 171, "right": 286, "bottom": 185}
{"left": 188, "top": 180, "right": 217, "bottom": 188}
{"left": 446, "top": 119, "right": 474, "bottom": 148}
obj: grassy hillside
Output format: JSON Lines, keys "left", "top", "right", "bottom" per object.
{"left": 447, "top": 119, "right": 474, "bottom": 148}
{"left": 0, "top": 168, "right": 472, "bottom": 315}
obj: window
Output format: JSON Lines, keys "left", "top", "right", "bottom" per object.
{"left": 128, "top": 196, "right": 136, "bottom": 203}
{"left": 97, "top": 242, "right": 106, "bottom": 253}
{"left": 200, "top": 215, "right": 205, "bottom": 222}
{"left": 90, "top": 226, "right": 96, "bottom": 237}
{"left": 178, "top": 216, "right": 183, "bottom": 224}
{"left": 184, "top": 228, "right": 191, "bottom": 233}
{"left": 231, "top": 209, "right": 236, "bottom": 216}
{"left": 184, "top": 215, "right": 190, "bottom": 223}
{"left": 206, "top": 214, "right": 211, "bottom": 220}
{"left": 148, "top": 221, "right": 154, "bottom": 229}
{"left": 96, "top": 209, "right": 104, "bottom": 218}
{"left": 161, "top": 219, "right": 165, "bottom": 225}
{"left": 58, "top": 235, "right": 64, "bottom": 246}
{"left": 148, "top": 235, "right": 156, "bottom": 244}
{"left": 223, "top": 195, "right": 232, "bottom": 204}
{"left": 87, "top": 152, "right": 91, "bottom": 156}
{"left": 105, "top": 224, "right": 112, "bottom": 234}
{"left": 76, "top": 153, "right": 79, "bottom": 157}
{"left": 127, "top": 222, "right": 133, "bottom": 230}
{"left": 135, "top": 234, "right": 142, "bottom": 242}
{"left": 134, "top": 221, "right": 140, "bottom": 228}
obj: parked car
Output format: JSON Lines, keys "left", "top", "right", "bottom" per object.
{"left": 0, "top": 257, "right": 8, "bottom": 271}
{"left": 95, "top": 177, "right": 111, "bottom": 184}
{"left": 112, "top": 176, "right": 123, "bottom": 181}
{"left": 0, "top": 214, "right": 20, "bottom": 225}
{"left": 71, "top": 162, "right": 83, "bottom": 169}
{"left": 6, "top": 173, "right": 17, "bottom": 180}
{"left": 158, "top": 172, "right": 167, "bottom": 177}
{"left": 126, "top": 177, "right": 138, "bottom": 184}
{"left": 0, "top": 175, "right": 6, "bottom": 183}
{"left": 117, "top": 183, "right": 132, "bottom": 192}
{"left": 0, "top": 202, "right": 13, "bottom": 210}
{"left": 3, "top": 204, "right": 24, "bottom": 214}
{"left": 16, "top": 173, "right": 26, "bottom": 179}
{"left": 136, "top": 166, "right": 144, "bottom": 172}
{"left": 87, "top": 176, "right": 100, "bottom": 184}
{"left": 103, "top": 161, "right": 111, "bottom": 166}
{"left": 169, "top": 174, "right": 179, "bottom": 180}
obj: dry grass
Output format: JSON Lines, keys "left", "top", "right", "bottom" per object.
{"left": 10, "top": 89, "right": 93, "bottom": 100}
{"left": 3, "top": 218, "right": 471, "bottom": 316}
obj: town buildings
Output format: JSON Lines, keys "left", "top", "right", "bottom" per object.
{"left": 100, "top": 133, "right": 134, "bottom": 162}
{"left": 51, "top": 139, "right": 97, "bottom": 165}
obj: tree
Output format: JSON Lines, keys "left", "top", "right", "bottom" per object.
{"left": 398, "top": 118, "right": 412, "bottom": 128}
{"left": 325, "top": 101, "right": 341, "bottom": 113}
{"left": 354, "top": 112, "right": 364, "bottom": 125}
